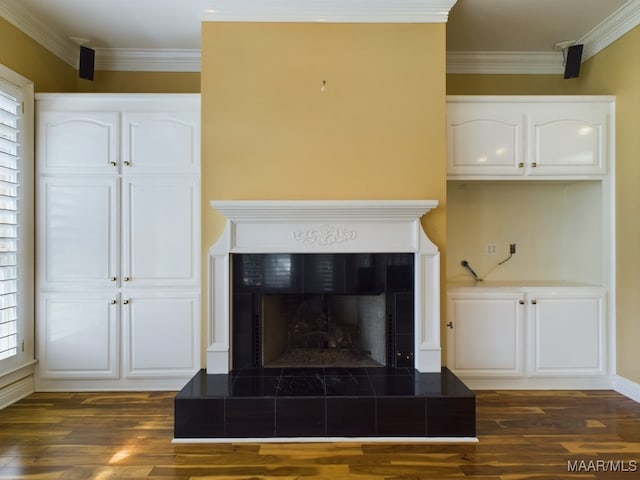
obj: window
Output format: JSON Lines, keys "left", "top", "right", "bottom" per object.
{"left": 0, "top": 65, "right": 33, "bottom": 373}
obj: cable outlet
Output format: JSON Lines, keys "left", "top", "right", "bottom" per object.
{"left": 485, "top": 243, "right": 497, "bottom": 256}
{"left": 510, "top": 243, "right": 517, "bottom": 254}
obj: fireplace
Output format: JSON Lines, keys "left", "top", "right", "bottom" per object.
{"left": 206, "top": 200, "right": 442, "bottom": 374}
{"left": 174, "top": 200, "right": 475, "bottom": 441}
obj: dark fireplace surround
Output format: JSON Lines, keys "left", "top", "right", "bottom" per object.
{"left": 232, "top": 252, "right": 416, "bottom": 370}
{"left": 174, "top": 200, "right": 476, "bottom": 441}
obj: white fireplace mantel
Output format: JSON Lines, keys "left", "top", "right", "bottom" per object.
{"left": 207, "top": 199, "right": 441, "bottom": 373}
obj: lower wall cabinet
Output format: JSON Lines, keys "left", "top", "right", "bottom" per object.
{"left": 446, "top": 286, "right": 607, "bottom": 387}
{"left": 36, "top": 292, "right": 200, "bottom": 391}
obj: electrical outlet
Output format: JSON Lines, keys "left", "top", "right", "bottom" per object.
{"left": 510, "top": 243, "right": 517, "bottom": 254}
{"left": 485, "top": 243, "right": 497, "bottom": 256}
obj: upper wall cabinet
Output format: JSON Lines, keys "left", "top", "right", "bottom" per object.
{"left": 37, "top": 96, "right": 200, "bottom": 175}
{"left": 447, "top": 96, "right": 614, "bottom": 179}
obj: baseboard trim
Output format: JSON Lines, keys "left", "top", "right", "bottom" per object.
{"left": 173, "top": 436, "right": 479, "bottom": 444}
{"left": 0, "top": 363, "right": 36, "bottom": 410}
{"left": 612, "top": 375, "right": 640, "bottom": 403}
{"left": 458, "top": 376, "right": 613, "bottom": 391}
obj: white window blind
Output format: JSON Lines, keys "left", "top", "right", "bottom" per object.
{"left": 0, "top": 79, "right": 20, "bottom": 362}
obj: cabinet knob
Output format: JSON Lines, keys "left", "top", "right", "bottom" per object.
{"left": 123, "top": 299, "right": 130, "bottom": 305}
{"left": 124, "top": 161, "right": 131, "bottom": 166}
{"left": 531, "top": 162, "right": 537, "bottom": 168}
{"left": 446, "top": 321, "right": 454, "bottom": 329}
{"left": 531, "top": 299, "right": 537, "bottom": 305}
{"left": 519, "top": 299, "right": 525, "bottom": 305}
{"left": 124, "top": 276, "right": 130, "bottom": 282}
{"left": 110, "top": 277, "right": 116, "bottom": 282}
{"left": 110, "top": 299, "right": 117, "bottom": 305}
{"left": 109, "top": 161, "right": 117, "bottom": 166}
{"left": 518, "top": 162, "right": 524, "bottom": 168}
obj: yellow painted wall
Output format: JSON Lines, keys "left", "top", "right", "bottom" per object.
{"left": 576, "top": 27, "right": 640, "bottom": 384}
{"left": 201, "top": 22, "right": 448, "bottom": 364}
{"left": 0, "top": 17, "right": 76, "bottom": 91}
{"left": 445, "top": 26, "right": 640, "bottom": 383}
{"left": 76, "top": 71, "right": 200, "bottom": 93}
{"left": 447, "top": 73, "right": 578, "bottom": 95}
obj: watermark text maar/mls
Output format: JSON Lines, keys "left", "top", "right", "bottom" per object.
{"left": 568, "top": 459, "right": 638, "bottom": 473}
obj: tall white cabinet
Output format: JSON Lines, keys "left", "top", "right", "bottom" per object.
{"left": 446, "top": 96, "right": 615, "bottom": 390}
{"left": 35, "top": 94, "right": 201, "bottom": 390}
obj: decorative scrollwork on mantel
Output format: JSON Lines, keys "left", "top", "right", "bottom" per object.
{"left": 293, "top": 225, "right": 358, "bottom": 247}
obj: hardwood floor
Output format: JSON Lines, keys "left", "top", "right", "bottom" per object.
{"left": 1, "top": 390, "right": 639, "bottom": 479}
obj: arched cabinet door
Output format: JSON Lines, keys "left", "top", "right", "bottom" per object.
{"left": 122, "top": 111, "right": 200, "bottom": 173}
{"left": 37, "top": 111, "right": 120, "bottom": 174}
{"left": 527, "top": 101, "right": 610, "bottom": 176}
{"left": 447, "top": 101, "right": 525, "bottom": 177}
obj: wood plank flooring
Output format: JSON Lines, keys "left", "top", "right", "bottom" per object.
{"left": 1, "top": 390, "right": 639, "bottom": 479}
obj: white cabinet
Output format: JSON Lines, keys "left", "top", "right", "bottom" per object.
{"left": 447, "top": 286, "right": 607, "bottom": 382}
{"left": 447, "top": 102, "right": 525, "bottom": 176}
{"left": 38, "top": 293, "right": 119, "bottom": 379}
{"left": 37, "top": 108, "right": 199, "bottom": 175}
{"left": 37, "top": 111, "right": 119, "bottom": 173}
{"left": 446, "top": 95, "right": 614, "bottom": 389}
{"left": 447, "top": 291, "right": 524, "bottom": 377}
{"left": 527, "top": 102, "right": 610, "bottom": 176}
{"left": 39, "top": 176, "right": 119, "bottom": 288}
{"left": 122, "top": 176, "right": 199, "bottom": 288}
{"left": 122, "top": 112, "right": 199, "bottom": 173}
{"left": 122, "top": 292, "right": 200, "bottom": 378}
{"left": 447, "top": 96, "right": 614, "bottom": 179}
{"left": 36, "top": 94, "right": 201, "bottom": 391}
{"left": 529, "top": 290, "right": 606, "bottom": 376}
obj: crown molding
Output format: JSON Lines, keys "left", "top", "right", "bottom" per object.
{"left": 579, "top": 0, "right": 640, "bottom": 61}
{"left": 2, "top": 0, "right": 636, "bottom": 73}
{"left": 447, "top": 0, "right": 639, "bottom": 75}
{"left": 0, "top": 1, "right": 77, "bottom": 68}
{"left": 95, "top": 49, "right": 201, "bottom": 72}
{"left": 202, "top": 0, "right": 457, "bottom": 23}
{"left": 447, "top": 52, "right": 563, "bottom": 75}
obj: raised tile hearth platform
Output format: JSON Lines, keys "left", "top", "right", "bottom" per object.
{"left": 174, "top": 367, "right": 475, "bottom": 441}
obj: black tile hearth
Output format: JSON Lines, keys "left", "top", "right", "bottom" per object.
{"left": 276, "top": 398, "right": 325, "bottom": 437}
{"left": 174, "top": 367, "right": 476, "bottom": 439}
{"left": 326, "top": 398, "right": 376, "bottom": 436}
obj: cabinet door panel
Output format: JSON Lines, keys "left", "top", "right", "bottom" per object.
{"left": 122, "top": 176, "right": 199, "bottom": 287}
{"left": 37, "top": 111, "right": 119, "bottom": 173}
{"left": 528, "top": 102, "right": 610, "bottom": 175}
{"left": 447, "top": 103, "right": 524, "bottom": 176}
{"left": 447, "top": 294, "right": 524, "bottom": 376}
{"left": 38, "top": 293, "right": 119, "bottom": 379}
{"left": 39, "top": 177, "right": 119, "bottom": 287}
{"left": 532, "top": 294, "right": 605, "bottom": 375}
{"left": 122, "top": 112, "right": 199, "bottom": 172}
{"left": 122, "top": 293, "right": 200, "bottom": 377}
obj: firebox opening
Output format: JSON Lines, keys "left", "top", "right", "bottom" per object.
{"left": 231, "top": 252, "right": 415, "bottom": 370}
{"left": 262, "top": 293, "right": 386, "bottom": 368}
